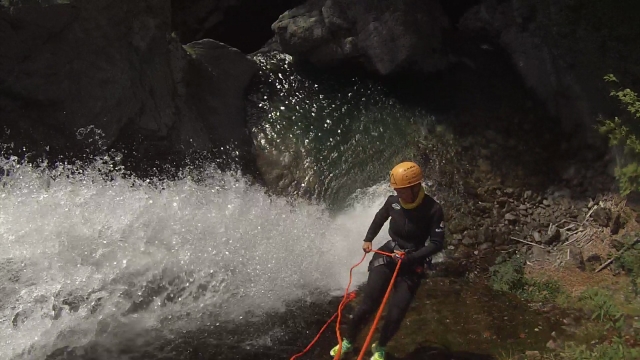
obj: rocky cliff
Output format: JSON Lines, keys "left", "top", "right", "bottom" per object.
{"left": 269, "top": 0, "right": 450, "bottom": 75}
{"left": 458, "top": 0, "right": 640, "bottom": 148}
{"left": 0, "top": 0, "right": 258, "bottom": 173}
{"left": 171, "top": 0, "right": 304, "bottom": 53}
{"left": 2, "top": 0, "right": 640, "bottom": 179}
{"left": 268, "top": 0, "right": 640, "bottom": 150}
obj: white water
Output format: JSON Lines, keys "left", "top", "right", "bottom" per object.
{"left": 0, "top": 156, "right": 394, "bottom": 359}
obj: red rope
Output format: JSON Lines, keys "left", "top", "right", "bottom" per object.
{"left": 290, "top": 249, "right": 400, "bottom": 360}
{"left": 333, "top": 253, "right": 367, "bottom": 360}
{"left": 357, "top": 253, "right": 402, "bottom": 360}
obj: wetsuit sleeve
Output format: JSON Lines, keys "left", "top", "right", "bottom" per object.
{"left": 363, "top": 196, "right": 392, "bottom": 242}
{"left": 405, "top": 204, "right": 445, "bottom": 264}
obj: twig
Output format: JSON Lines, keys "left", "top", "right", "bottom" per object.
{"left": 557, "top": 219, "right": 581, "bottom": 226}
{"left": 561, "top": 232, "right": 580, "bottom": 247}
{"left": 562, "top": 230, "right": 589, "bottom": 247}
{"left": 581, "top": 238, "right": 595, "bottom": 249}
{"left": 581, "top": 204, "right": 599, "bottom": 227}
{"left": 595, "top": 238, "right": 640, "bottom": 273}
{"left": 595, "top": 258, "right": 616, "bottom": 273}
{"left": 510, "top": 236, "right": 549, "bottom": 249}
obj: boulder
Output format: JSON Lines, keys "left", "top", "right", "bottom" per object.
{"left": 270, "top": 0, "right": 449, "bottom": 75}
{"left": 458, "top": 0, "right": 640, "bottom": 148}
{"left": 170, "top": 0, "right": 304, "bottom": 52}
{"left": 0, "top": 0, "right": 258, "bottom": 172}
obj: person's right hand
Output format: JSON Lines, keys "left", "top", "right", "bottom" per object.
{"left": 362, "top": 241, "right": 372, "bottom": 253}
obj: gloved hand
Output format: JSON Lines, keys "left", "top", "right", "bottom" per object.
{"left": 398, "top": 251, "right": 420, "bottom": 266}
{"left": 393, "top": 251, "right": 405, "bottom": 261}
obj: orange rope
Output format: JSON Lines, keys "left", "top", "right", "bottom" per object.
{"left": 336, "top": 249, "right": 400, "bottom": 360}
{"left": 290, "top": 252, "right": 366, "bottom": 360}
{"left": 290, "top": 249, "right": 400, "bottom": 360}
{"left": 357, "top": 253, "right": 403, "bottom": 360}
{"left": 333, "top": 252, "right": 367, "bottom": 360}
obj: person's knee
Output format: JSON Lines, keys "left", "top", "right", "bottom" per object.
{"left": 385, "top": 305, "right": 409, "bottom": 324}
{"left": 356, "top": 296, "right": 379, "bottom": 315}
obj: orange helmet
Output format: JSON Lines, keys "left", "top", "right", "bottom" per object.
{"left": 389, "top": 161, "right": 423, "bottom": 189}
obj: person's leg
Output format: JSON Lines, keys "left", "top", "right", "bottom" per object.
{"left": 345, "top": 264, "right": 393, "bottom": 342}
{"left": 331, "top": 264, "right": 394, "bottom": 357}
{"left": 376, "top": 273, "right": 421, "bottom": 347}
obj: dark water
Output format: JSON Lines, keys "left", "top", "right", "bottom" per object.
{"left": 40, "top": 274, "right": 572, "bottom": 360}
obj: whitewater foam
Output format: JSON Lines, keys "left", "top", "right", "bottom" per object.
{"left": 0, "top": 157, "right": 392, "bottom": 359}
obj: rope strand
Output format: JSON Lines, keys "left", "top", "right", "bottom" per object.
{"left": 290, "top": 249, "right": 400, "bottom": 360}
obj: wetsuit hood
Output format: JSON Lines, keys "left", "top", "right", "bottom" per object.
{"left": 399, "top": 186, "right": 425, "bottom": 210}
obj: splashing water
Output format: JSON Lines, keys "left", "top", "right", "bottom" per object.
{"left": 0, "top": 155, "right": 395, "bottom": 359}
{"left": 247, "top": 52, "right": 437, "bottom": 207}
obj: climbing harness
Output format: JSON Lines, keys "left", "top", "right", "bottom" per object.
{"left": 289, "top": 249, "right": 403, "bottom": 360}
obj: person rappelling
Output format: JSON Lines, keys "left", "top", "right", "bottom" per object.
{"left": 330, "top": 161, "right": 446, "bottom": 360}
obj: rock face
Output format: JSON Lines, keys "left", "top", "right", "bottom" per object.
{"left": 0, "top": 0, "right": 258, "bottom": 171}
{"left": 458, "top": 0, "right": 640, "bottom": 148}
{"left": 182, "top": 39, "right": 259, "bottom": 154}
{"left": 270, "top": 0, "right": 450, "bottom": 75}
{"left": 265, "top": 0, "right": 640, "bottom": 151}
{"left": 171, "top": 0, "right": 304, "bottom": 53}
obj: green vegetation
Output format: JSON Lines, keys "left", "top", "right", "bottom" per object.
{"left": 489, "top": 252, "right": 640, "bottom": 359}
{"left": 611, "top": 235, "right": 640, "bottom": 298}
{"left": 561, "top": 338, "right": 640, "bottom": 360}
{"left": 489, "top": 254, "right": 563, "bottom": 303}
{"left": 598, "top": 75, "right": 640, "bottom": 196}
{"left": 558, "top": 286, "right": 638, "bottom": 360}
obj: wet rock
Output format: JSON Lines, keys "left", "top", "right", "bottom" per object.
{"left": 171, "top": 0, "right": 302, "bottom": 50}
{"left": 271, "top": 0, "right": 450, "bottom": 74}
{"left": 592, "top": 207, "right": 612, "bottom": 227}
{"left": 62, "top": 294, "right": 87, "bottom": 313}
{"left": 53, "top": 304, "right": 63, "bottom": 320}
{"left": 543, "top": 226, "right": 562, "bottom": 246}
{"left": 12, "top": 309, "right": 30, "bottom": 328}
{"left": 478, "top": 242, "right": 492, "bottom": 251}
{"left": 532, "top": 230, "right": 541, "bottom": 243}
{"left": 1, "top": 0, "right": 258, "bottom": 169}
{"left": 564, "top": 245, "right": 586, "bottom": 271}
{"left": 504, "top": 213, "right": 518, "bottom": 224}
{"left": 90, "top": 298, "right": 103, "bottom": 314}
{"left": 610, "top": 212, "right": 622, "bottom": 235}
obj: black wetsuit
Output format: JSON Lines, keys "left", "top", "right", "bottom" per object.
{"left": 345, "top": 191, "right": 445, "bottom": 347}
